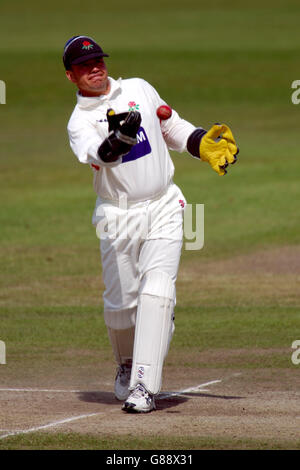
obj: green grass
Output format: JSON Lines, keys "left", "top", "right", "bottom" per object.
{"left": 0, "top": 431, "right": 299, "bottom": 450}
{"left": 0, "top": 305, "right": 297, "bottom": 369}
{"left": 174, "top": 306, "right": 298, "bottom": 349}
{"left": 0, "top": 0, "right": 300, "bottom": 450}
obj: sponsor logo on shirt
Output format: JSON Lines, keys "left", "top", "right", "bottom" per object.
{"left": 122, "top": 127, "right": 151, "bottom": 163}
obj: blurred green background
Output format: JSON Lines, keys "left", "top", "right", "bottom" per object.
{"left": 1, "top": 0, "right": 300, "bottom": 260}
{"left": 1, "top": 0, "right": 299, "bottom": 349}
{"left": 1, "top": 0, "right": 299, "bottom": 340}
{"left": 0, "top": 0, "right": 300, "bottom": 450}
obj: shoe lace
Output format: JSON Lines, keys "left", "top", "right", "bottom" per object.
{"left": 131, "top": 384, "right": 147, "bottom": 398}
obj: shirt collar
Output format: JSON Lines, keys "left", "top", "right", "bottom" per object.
{"left": 76, "top": 77, "right": 122, "bottom": 109}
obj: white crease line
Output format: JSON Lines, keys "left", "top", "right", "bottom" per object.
{"left": 0, "top": 379, "right": 222, "bottom": 400}
{"left": 0, "top": 412, "right": 104, "bottom": 440}
{"left": 0, "top": 380, "right": 222, "bottom": 396}
{"left": 158, "top": 379, "right": 222, "bottom": 400}
{"left": 0, "top": 379, "right": 223, "bottom": 440}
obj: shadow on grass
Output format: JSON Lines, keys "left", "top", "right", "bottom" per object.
{"left": 76, "top": 390, "right": 189, "bottom": 411}
{"left": 156, "top": 391, "right": 244, "bottom": 412}
{"left": 76, "top": 389, "right": 244, "bottom": 412}
{"left": 77, "top": 390, "right": 117, "bottom": 406}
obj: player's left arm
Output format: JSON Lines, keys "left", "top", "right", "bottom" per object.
{"left": 160, "top": 109, "right": 239, "bottom": 175}
{"left": 159, "top": 109, "right": 239, "bottom": 176}
{"left": 140, "top": 78, "right": 239, "bottom": 175}
{"left": 159, "top": 108, "right": 196, "bottom": 152}
{"left": 137, "top": 78, "right": 196, "bottom": 152}
{"left": 187, "top": 124, "right": 239, "bottom": 175}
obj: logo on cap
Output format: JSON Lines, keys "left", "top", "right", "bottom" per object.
{"left": 82, "top": 41, "right": 93, "bottom": 50}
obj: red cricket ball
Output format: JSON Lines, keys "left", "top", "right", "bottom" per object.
{"left": 156, "top": 105, "right": 172, "bottom": 120}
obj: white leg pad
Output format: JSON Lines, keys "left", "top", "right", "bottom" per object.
{"left": 104, "top": 308, "right": 136, "bottom": 365}
{"left": 130, "top": 270, "right": 175, "bottom": 395}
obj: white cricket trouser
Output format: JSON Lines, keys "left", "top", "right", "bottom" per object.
{"left": 94, "top": 182, "right": 185, "bottom": 311}
{"left": 93, "top": 182, "right": 185, "bottom": 386}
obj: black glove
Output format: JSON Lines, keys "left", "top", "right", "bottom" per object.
{"left": 106, "top": 109, "right": 129, "bottom": 132}
{"left": 98, "top": 109, "right": 142, "bottom": 163}
{"left": 118, "top": 110, "right": 141, "bottom": 138}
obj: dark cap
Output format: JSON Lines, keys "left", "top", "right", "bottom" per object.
{"left": 63, "top": 35, "right": 109, "bottom": 70}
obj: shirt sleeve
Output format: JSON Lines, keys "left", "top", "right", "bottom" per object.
{"left": 140, "top": 79, "right": 197, "bottom": 153}
{"left": 160, "top": 109, "right": 196, "bottom": 153}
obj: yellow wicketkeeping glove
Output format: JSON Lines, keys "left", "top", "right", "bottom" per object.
{"left": 199, "top": 124, "right": 239, "bottom": 175}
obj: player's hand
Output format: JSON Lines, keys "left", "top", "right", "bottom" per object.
{"left": 199, "top": 124, "right": 239, "bottom": 175}
{"left": 107, "top": 108, "right": 141, "bottom": 138}
{"left": 107, "top": 109, "right": 129, "bottom": 132}
{"left": 119, "top": 110, "right": 142, "bottom": 138}
{"left": 97, "top": 109, "right": 141, "bottom": 163}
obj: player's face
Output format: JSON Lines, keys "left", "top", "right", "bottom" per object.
{"left": 66, "top": 58, "right": 110, "bottom": 96}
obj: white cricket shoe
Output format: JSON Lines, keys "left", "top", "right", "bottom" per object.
{"left": 122, "top": 383, "right": 156, "bottom": 413}
{"left": 114, "top": 363, "right": 132, "bottom": 401}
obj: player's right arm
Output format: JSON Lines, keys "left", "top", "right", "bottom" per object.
{"left": 97, "top": 109, "right": 141, "bottom": 163}
{"left": 67, "top": 108, "right": 141, "bottom": 168}
{"left": 67, "top": 116, "right": 119, "bottom": 168}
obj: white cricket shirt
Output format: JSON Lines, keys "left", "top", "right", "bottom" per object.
{"left": 67, "top": 77, "right": 195, "bottom": 203}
